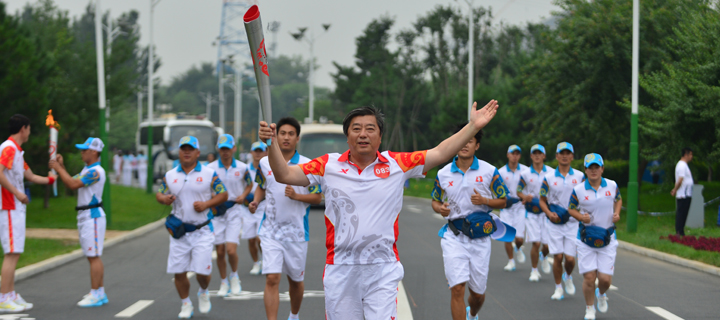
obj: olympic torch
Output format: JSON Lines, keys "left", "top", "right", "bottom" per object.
{"left": 45, "top": 110, "right": 60, "bottom": 197}
{"left": 243, "top": 5, "right": 272, "bottom": 145}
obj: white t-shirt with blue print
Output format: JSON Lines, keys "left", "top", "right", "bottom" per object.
{"left": 74, "top": 162, "right": 106, "bottom": 221}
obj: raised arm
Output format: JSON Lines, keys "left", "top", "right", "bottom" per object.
{"left": 258, "top": 121, "right": 311, "bottom": 186}
{"left": 425, "top": 100, "right": 498, "bottom": 171}
{"left": 49, "top": 155, "right": 84, "bottom": 190}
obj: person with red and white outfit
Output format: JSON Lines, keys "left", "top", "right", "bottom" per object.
{"left": 257, "top": 101, "right": 499, "bottom": 319}
{"left": 0, "top": 114, "right": 56, "bottom": 312}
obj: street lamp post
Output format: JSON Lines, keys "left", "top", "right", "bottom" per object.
{"left": 94, "top": 0, "right": 111, "bottom": 224}
{"left": 627, "top": 0, "right": 640, "bottom": 232}
{"left": 146, "top": 0, "right": 161, "bottom": 194}
{"left": 291, "top": 24, "right": 331, "bottom": 124}
{"left": 458, "top": 0, "right": 474, "bottom": 121}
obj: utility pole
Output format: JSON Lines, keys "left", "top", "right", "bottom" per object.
{"left": 219, "top": 61, "right": 225, "bottom": 132}
{"left": 627, "top": 0, "right": 640, "bottom": 233}
{"left": 291, "top": 24, "right": 331, "bottom": 124}
{"left": 146, "top": 0, "right": 161, "bottom": 194}
{"left": 94, "top": 0, "right": 111, "bottom": 224}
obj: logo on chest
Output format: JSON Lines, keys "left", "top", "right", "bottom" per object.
{"left": 605, "top": 191, "right": 612, "bottom": 196}
{"left": 235, "top": 171, "right": 240, "bottom": 177}
{"left": 475, "top": 176, "right": 483, "bottom": 183}
{"left": 196, "top": 177, "right": 203, "bottom": 184}
{"left": 339, "top": 169, "right": 349, "bottom": 174}
{"left": 374, "top": 163, "right": 390, "bottom": 179}
{"left": 267, "top": 170, "right": 272, "bottom": 176}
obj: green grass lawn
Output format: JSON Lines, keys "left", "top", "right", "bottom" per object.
{"left": 26, "top": 184, "right": 166, "bottom": 230}
{"left": 406, "top": 174, "right": 720, "bottom": 267}
{"left": 0, "top": 238, "right": 80, "bottom": 269}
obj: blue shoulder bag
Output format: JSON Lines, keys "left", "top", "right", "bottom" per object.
{"left": 505, "top": 197, "right": 521, "bottom": 209}
{"left": 448, "top": 211, "right": 497, "bottom": 239}
{"left": 165, "top": 214, "right": 213, "bottom": 239}
{"left": 579, "top": 223, "right": 615, "bottom": 248}
{"left": 548, "top": 204, "right": 571, "bottom": 225}
{"left": 525, "top": 197, "right": 542, "bottom": 214}
{"left": 212, "top": 201, "right": 237, "bottom": 217}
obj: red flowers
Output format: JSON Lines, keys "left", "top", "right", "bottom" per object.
{"left": 662, "top": 235, "right": 720, "bottom": 253}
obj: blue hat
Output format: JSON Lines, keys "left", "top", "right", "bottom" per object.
{"left": 507, "top": 145, "right": 521, "bottom": 153}
{"left": 584, "top": 153, "right": 604, "bottom": 168}
{"left": 556, "top": 142, "right": 574, "bottom": 153}
{"left": 530, "top": 144, "right": 546, "bottom": 154}
{"left": 217, "top": 134, "right": 235, "bottom": 149}
{"left": 178, "top": 136, "right": 199, "bottom": 149}
{"left": 75, "top": 137, "right": 104, "bottom": 152}
{"left": 251, "top": 141, "right": 267, "bottom": 151}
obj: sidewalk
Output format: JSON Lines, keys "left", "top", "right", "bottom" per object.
{"left": 26, "top": 228, "right": 129, "bottom": 241}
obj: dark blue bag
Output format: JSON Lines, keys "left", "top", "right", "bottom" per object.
{"left": 579, "top": 223, "right": 615, "bottom": 248}
{"left": 505, "top": 197, "right": 521, "bottom": 209}
{"left": 165, "top": 215, "right": 186, "bottom": 239}
{"left": 462, "top": 211, "right": 497, "bottom": 238}
{"left": 212, "top": 201, "right": 236, "bottom": 217}
{"left": 525, "top": 197, "right": 542, "bottom": 214}
{"left": 548, "top": 204, "right": 571, "bottom": 225}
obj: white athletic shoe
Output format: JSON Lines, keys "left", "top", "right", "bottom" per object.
{"left": 541, "top": 255, "right": 552, "bottom": 274}
{"left": 465, "top": 306, "right": 478, "bottom": 320}
{"left": 0, "top": 299, "right": 25, "bottom": 313}
{"left": 249, "top": 262, "right": 262, "bottom": 275}
{"left": 217, "top": 281, "right": 230, "bottom": 297}
{"left": 198, "top": 291, "right": 211, "bottom": 314}
{"left": 596, "top": 288, "right": 608, "bottom": 313}
{"left": 178, "top": 302, "right": 194, "bottom": 319}
{"left": 77, "top": 294, "right": 105, "bottom": 307}
{"left": 503, "top": 260, "right": 516, "bottom": 272}
{"left": 516, "top": 246, "right": 526, "bottom": 263}
{"left": 551, "top": 287, "right": 564, "bottom": 300}
{"left": 230, "top": 275, "right": 242, "bottom": 295}
{"left": 563, "top": 273, "right": 576, "bottom": 295}
{"left": 13, "top": 294, "right": 32, "bottom": 311}
{"left": 529, "top": 270, "right": 541, "bottom": 282}
{"left": 584, "top": 305, "right": 596, "bottom": 320}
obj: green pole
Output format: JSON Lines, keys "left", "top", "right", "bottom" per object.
{"left": 627, "top": 0, "right": 640, "bottom": 233}
{"left": 627, "top": 114, "right": 638, "bottom": 232}
{"left": 100, "top": 108, "right": 111, "bottom": 227}
{"left": 146, "top": 126, "right": 154, "bottom": 194}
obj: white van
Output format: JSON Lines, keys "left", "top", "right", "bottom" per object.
{"left": 298, "top": 123, "right": 347, "bottom": 159}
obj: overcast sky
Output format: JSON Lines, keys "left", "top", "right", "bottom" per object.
{"left": 4, "top": 0, "right": 559, "bottom": 89}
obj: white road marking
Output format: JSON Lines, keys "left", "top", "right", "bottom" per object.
{"left": 115, "top": 300, "right": 155, "bottom": 318}
{"left": 646, "top": 307, "right": 684, "bottom": 320}
{"left": 222, "top": 290, "right": 325, "bottom": 301}
{"left": 397, "top": 281, "right": 414, "bottom": 320}
{"left": 171, "top": 272, "right": 196, "bottom": 282}
{"left": 0, "top": 316, "right": 30, "bottom": 320}
{"left": 594, "top": 278, "right": 618, "bottom": 290}
{"left": 407, "top": 206, "right": 422, "bottom": 213}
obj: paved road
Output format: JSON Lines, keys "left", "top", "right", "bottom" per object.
{"left": 11, "top": 196, "right": 720, "bottom": 319}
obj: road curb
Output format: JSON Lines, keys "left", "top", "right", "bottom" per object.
{"left": 15, "top": 218, "right": 165, "bottom": 282}
{"left": 617, "top": 240, "right": 720, "bottom": 277}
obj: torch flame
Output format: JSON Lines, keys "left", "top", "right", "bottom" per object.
{"left": 46, "top": 110, "right": 60, "bottom": 130}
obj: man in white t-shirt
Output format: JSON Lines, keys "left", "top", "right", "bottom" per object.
{"left": 498, "top": 145, "right": 528, "bottom": 272}
{"left": 248, "top": 118, "right": 322, "bottom": 320}
{"left": 137, "top": 150, "right": 148, "bottom": 189}
{"left": 671, "top": 148, "right": 694, "bottom": 236}
{"left": 257, "top": 101, "right": 499, "bottom": 320}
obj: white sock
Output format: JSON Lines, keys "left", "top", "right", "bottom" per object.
{"left": 91, "top": 289, "right": 100, "bottom": 298}
{"left": 556, "top": 284, "right": 563, "bottom": 290}
{"left": 230, "top": 271, "right": 238, "bottom": 278}
{"left": 566, "top": 275, "right": 573, "bottom": 281}
{"left": 532, "top": 268, "right": 538, "bottom": 273}
{"left": 98, "top": 287, "right": 105, "bottom": 297}
{"left": 181, "top": 297, "right": 191, "bottom": 305}
{"left": 509, "top": 259, "right": 514, "bottom": 264}
{"left": 587, "top": 305, "right": 595, "bottom": 310}
{"left": 9, "top": 291, "right": 16, "bottom": 300}
{"left": 288, "top": 312, "right": 299, "bottom": 320}
{"left": 198, "top": 288, "right": 208, "bottom": 295}
{"left": 0, "top": 293, "right": 9, "bottom": 302}
{"left": 221, "top": 277, "right": 228, "bottom": 284}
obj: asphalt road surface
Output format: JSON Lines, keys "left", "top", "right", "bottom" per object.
{"left": 9, "top": 197, "right": 720, "bottom": 319}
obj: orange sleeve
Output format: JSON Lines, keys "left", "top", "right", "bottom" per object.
{"left": 23, "top": 162, "right": 29, "bottom": 171}
{"left": 387, "top": 150, "right": 427, "bottom": 173}
{"left": 299, "top": 154, "right": 329, "bottom": 176}
{"left": 0, "top": 147, "right": 15, "bottom": 170}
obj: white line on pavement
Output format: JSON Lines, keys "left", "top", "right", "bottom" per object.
{"left": 594, "top": 278, "right": 618, "bottom": 290}
{"left": 0, "top": 316, "right": 30, "bottom": 320}
{"left": 171, "top": 272, "right": 196, "bottom": 282}
{"left": 407, "top": 206, "right": 422, "bottom": 213}
{"left": 397, "top": 281, "right": 414, "bottom": 320}
{"left": 646, "top": 307, "right": 684, "bottom": 320}
{"left": 115, "top": 300, "right": 155, "bottom": 318}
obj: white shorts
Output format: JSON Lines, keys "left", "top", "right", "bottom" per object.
{"left": 525, "top": 212, "right": 545, "bottom": 243}
{"left": 0, "top": 209, "right": 25, "bottom": 254}
{"left": 577, "top": 236, "right": 618, "bottom": 275}
{"left": 500, "top": 205, "right": 525, "bottom": 238}
{"left": 324, "top": 261, "right": 403, "bottom": 320}
{"left": 213, "top": 207, "right": 241, "bottom": 245}
{"left": 167, "top": 226, "right": 214, "bottom": 275}
{"left": 240, "top": 206, "right": 262, "bottom": 239}
{"left": 78, "top": 217, "right": 106, "bottom": 257}
{"left": 441, "top": 233, "right": 491, "bottom": 294}
{"left": 546, "top": 221, "right": 578, "bottom": 256}
{"left": 260, "top": 236, "right": 307, "bottom": 281}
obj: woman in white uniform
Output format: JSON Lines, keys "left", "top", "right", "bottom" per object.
{"left": 567, "top": 153, "right": 621, "bottom": 320}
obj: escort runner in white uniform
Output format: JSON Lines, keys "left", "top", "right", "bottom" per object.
{"left": 568, "top": 154, "right": 621, "bottom": 320}
{"left": 137, "top": 150, "right": 148, "bottom": 189}
{"left": 258, "top": 102, "right": 500, "bottom": 320}
{"left": 243, "top": 141, "right": 267, "bottom": 275}
{"left": 249, "top": 117, "right": 322, "bottom": 320}
{"left": 121, "top": 153, "right": 133, "bottom": 186}
{"left": 539, "top": 142, "right": 585, "bottom": 301}
{"left": 112, "top": 151, "right": 122, "bottom": 183}
{"left": 206, "top": 134, "right": 251, "bottom": 296}
{"left": 431, "top": 126, "right": 510, "bottom": 320}
{"left": 0, "top": 114, "right": 56, "bottom": 313}
{"left": 156, "top": 136, "right": 228, "bottom": 319}
{"left": 498, "top": 145, "right": 529, "bottom": 272}
{"left": 50, "top": 137, "right": 109, "bottom": 307}
{"left": 517, "top": 144, "right": 554, "bottom": 280}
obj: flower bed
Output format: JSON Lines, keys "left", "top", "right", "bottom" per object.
{"left": 662, "top": 235, "right": 720, "bottom": 253}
